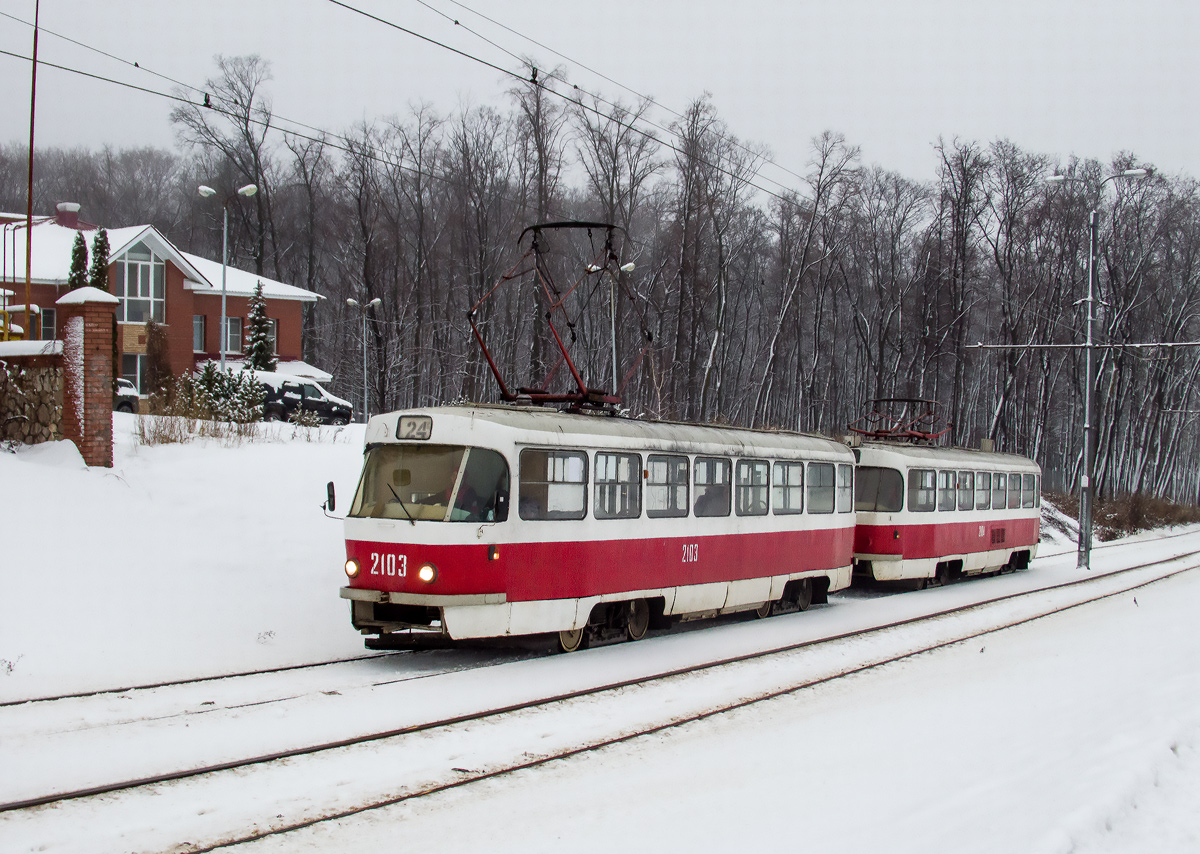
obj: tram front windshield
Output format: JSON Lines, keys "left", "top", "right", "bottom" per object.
{"left": 349, "top": 444, "right": 510, "bottom": 522}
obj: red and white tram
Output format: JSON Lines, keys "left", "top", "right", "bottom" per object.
{"left": 340, "top": 405, "right": 857, "bottom": 651}
{"left": 852, "top": 442, "right": 1041, "bottom": 587}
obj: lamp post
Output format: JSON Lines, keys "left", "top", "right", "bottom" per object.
{"left": 198, "top": 183, "right": 257, "bottom": 372}
{"left": 1046, "top": 167, "right": 1150, "bottom": 569}
{"left": 347, "top": 297, "right": 381, "bottom": 422}
{"left": 589, "top": 260, "right": 637, "bottom": 395}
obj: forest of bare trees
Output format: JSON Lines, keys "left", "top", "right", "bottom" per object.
{"left": 4, "top": 54, "right": 1200, "bottom": 505}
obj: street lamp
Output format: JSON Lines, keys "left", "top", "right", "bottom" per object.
{"left": 347, "top": 297, "right": 382, "bottom": 422}
{"left": 198, "top": 183, "right": 258, "bottom": 372}
{"left": 588, "top": 260, "right": 637, "bottom": 394}
{"left": 1046, "top": 167, "right": 1150, "bottom": 569}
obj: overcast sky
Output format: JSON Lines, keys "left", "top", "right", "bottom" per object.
{"left": 1, "top": 0, "right": 1195, "bottom": 189}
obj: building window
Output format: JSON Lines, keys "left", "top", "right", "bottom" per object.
{"left": 40, "top": 307, "right": 56, "bottom": 340}
{"left": 222, "top": 317, "right": 243, "bottom": 354}
{"left": 193, "top": 315, "right": 206, "bottom": 352}
{"left": 267, "top": 318, "right": 278, "bottom": 354}
{"left": 122, "top": 353, "right": 147, "bottom": 393}
{"left": 114, "top": 241, "right": 165, "bottom": 323}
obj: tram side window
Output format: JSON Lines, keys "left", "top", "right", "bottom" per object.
{"left": 992, "top": 473, "right": 1007, "bottom": 511}
{"left": 808, "top": 462, "right": 835, "bottom": 514}
{"left": 773, "top": 461, "right": 804, "bottom": 515}
{"left": 647, "top": 454, "right": 689, "bottom": 518}
{"left": 519, "top": 449, "right": 587, "bottom": 520}
{"left": 909, "top": 469, "right": 936, "bottom": 512}
{"left": 735, "top": 459, "right": 770, "bottom": 516}
{"left": 594, "top": 452, "right": 641, "bottom": 520}
{"left": 855, "top": 466, "right": 904, "bottom": 513}
{"left": 957, "top": 471, "right": 974, "bottom": 511}
{"left": 976, "top": 472, "right": 991, "bottom": 510}
{"left": 938, "top": 470, "right": 957, "bottom": 511}
{"left": 1022, "top": 473, "right": 1037, "bottom": 509}
{"left": 694, "top": 457, "right": 732, "bottom": 517}
{"left": 1009, "top": 472, "right": 1023, "bottom": 509}
{"left": 837, "top": 464, "right": 854, "bottom": 513}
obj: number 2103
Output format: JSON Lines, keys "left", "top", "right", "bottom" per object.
{"left": 682, "top": 543, "right": 699, "bottom": 563}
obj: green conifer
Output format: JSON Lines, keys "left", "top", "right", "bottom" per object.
{"left": 245, "top": 281, "right": 277, "bottom": 372}
{"left": 89, "top": 229, "right": 111, "bottom": 291}
{"left": 67, "top": 232, "right": 88, "bottom": 290}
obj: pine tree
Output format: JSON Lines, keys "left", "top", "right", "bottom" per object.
{"left": 89, "top": 229, "right": 110, "bottom": 291}
{"left": 67, "top": 233, "right": 88, "bottom": 290}
{"left": 244, "top": 281, "right": 277, "bottom": 372}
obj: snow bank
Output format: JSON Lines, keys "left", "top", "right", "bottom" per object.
{"left": 0, "top": 415, "right": 368, "bottom": 701}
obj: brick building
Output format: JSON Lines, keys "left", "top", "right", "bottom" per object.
{"left": 1, "top": 204, "right": 326, "bottom": 394}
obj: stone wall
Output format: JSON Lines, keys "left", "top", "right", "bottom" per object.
{"left": 0, "top": 358, "right": 62, "bottom": 445}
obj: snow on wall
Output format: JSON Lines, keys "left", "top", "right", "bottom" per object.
{"left": 62, "top": 314, "right": 84, "bottom": 437}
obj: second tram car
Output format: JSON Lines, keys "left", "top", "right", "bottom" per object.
{"left": 852, "top": 442, "right": 1041, "bottom": 587}
{"left": 340, "top": 405, "right": 858, "bottom": 650}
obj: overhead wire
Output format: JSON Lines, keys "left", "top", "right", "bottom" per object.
{"left": 3, "top": 3, "right": 804, "bottom": 218}
{"left": 321, "top": 0, "right": 807, "bottom": 210}
{"left": 434, "top": 0, "right": 813, "bottom": 187}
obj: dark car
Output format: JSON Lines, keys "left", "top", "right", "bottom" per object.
{"left": 256, "top": 373, "right": 352, "bottom": 425}
{"left": 114, "top": 378, "right": 139, "bottom": 413}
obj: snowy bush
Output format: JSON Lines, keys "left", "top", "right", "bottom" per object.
{"left": 137, "top": 366, "right": 267, "bottom": 445}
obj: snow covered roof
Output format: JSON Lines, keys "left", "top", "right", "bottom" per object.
{"left": 201, "top": 358, "right": 333, "bottom": 383}
{"left": 181, "top": 253, "right": 321, "bottom": 303}
{"left": 57, "top": 287, "right": 119, "bottom": 305}
{"left": 0, "top": 339, "right": 63, "bottom": 357}
{"left": 0, "top": 215, "right": 319, "bottom": 304}
{"left": 0, "top": 217, "right": 207, "bottom": 287}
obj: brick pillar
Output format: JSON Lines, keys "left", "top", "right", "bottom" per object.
{"left": 57, "top": 287, "right": 119, "bottom": 468}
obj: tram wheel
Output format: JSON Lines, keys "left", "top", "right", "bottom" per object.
{"left": 626, "top": 599, "right": 650, "bottom": 641}
{"left": 754, "top": 600, "right": 773, "bottom": 619}
{"left": 557, "top": 627, "right": 586, "bottom": 653}
{"left": 795, "top": 579, "right": 813, "bottom": 612}
{"left": 935, "top": 563, "right": 952, "bottom": 587}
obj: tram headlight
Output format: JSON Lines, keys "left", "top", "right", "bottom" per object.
{"left": 345, "top": 558, "right": 360, "bottom": 578}
{"left": 417, "top": 563, "right": 438, "bottom": 584}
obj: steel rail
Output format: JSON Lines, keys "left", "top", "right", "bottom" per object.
{"left": 3, "top": 546, "right": 1197, "bottom": 818}
{"left": 0, "top": 651, "right": 404, "bottom": 709}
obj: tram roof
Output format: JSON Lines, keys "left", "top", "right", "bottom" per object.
{"left": 858, "top": 440, "right": 1041, "bottom": 471}
{"left": 366, "top": 404, "right": 853, "bottom": 457}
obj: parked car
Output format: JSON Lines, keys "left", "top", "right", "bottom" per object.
{"left": 251, "top": 371, "right": 353, "bottom": 425}
{"left": 114, "top": 378, "right": 139, "bottom": 413}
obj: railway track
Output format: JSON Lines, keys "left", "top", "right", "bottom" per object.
{"left": 3, "top": 543, "right": 1198, "bottom": 854}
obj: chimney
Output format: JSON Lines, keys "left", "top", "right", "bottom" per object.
{"left": 55, "top": 202, "right": 81, "bottom": 229}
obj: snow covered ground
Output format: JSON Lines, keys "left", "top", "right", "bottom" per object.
{"left": 2, "top": 417, "right": 1199, "bottom": 853}
{"left": 0, "top": 414, "right": 368, "bottom": 702}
